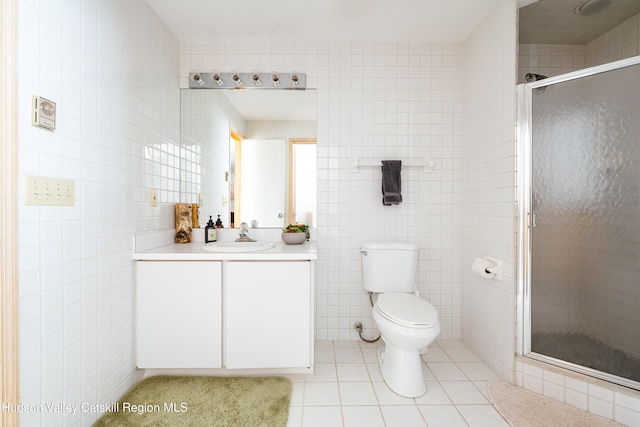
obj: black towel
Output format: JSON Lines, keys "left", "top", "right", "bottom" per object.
{"left": 381, "top": 160, "right": 402, "bottom": 205}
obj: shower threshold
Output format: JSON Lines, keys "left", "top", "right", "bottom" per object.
{"left": 528, "top": 332, "right": 640, "bottom": 391}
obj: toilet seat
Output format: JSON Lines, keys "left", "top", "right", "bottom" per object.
{"left": 375, "top": 293, "right": 438, "bottom": 328}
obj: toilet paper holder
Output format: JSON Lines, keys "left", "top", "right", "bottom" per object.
{"left": 472, "top": 256, "right": 504, "bottom": 281}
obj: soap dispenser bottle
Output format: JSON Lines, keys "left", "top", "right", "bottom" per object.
{"left": 215, "top": 214, "right": 224, "bottom": 228}
{"left": 205, "top": 216, "right": 217, "bottom": 243}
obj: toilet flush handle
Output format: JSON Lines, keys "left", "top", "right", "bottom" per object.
{"left": 360, "top": 250, "right": 368, "bottom": 256}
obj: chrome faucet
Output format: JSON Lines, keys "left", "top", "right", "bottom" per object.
{"left": 235, "top": 222, "right": 256, "bottom": 242}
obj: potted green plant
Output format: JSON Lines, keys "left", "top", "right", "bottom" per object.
{"left": 282, "top": 224, "right": 310, "bottom": 244}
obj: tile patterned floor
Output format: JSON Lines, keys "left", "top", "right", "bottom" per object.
{"left": 285, "top": 339, "right": 510, "bottom": 427}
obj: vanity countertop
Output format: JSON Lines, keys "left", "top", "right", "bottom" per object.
{"left": 134, "top": 240, "right": 317, "bottom": 261}
{"left": 133, "top": 229, "right": 317, "bottom": 261}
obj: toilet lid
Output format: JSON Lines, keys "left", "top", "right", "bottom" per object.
{"left": 375, "top": 293, "right": 438, "bottom": 327}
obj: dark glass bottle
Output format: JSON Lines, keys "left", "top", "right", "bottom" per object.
{"left": 205, "top": 216, "right": 217, "bottom": 243}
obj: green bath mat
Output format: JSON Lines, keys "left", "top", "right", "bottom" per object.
{"left": 93, "top": 376, "right": 292, "bottom": 427}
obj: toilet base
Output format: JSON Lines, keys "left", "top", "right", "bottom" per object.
{"left": 377, "top": 344, "right": 427, "bottom": 398}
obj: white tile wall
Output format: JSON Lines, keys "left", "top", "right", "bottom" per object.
{"left": 17, "top": 0, "right": 180, "bottom": 425}
{"left": 461, "top": 0, "right": 518, "bottom": 383}
{"left": 179, "top": 41, "right": 465, "bottom": 342}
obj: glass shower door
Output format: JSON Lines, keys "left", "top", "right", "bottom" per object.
{"left": 527, "top": 60, "right": 640, "bottom": 387}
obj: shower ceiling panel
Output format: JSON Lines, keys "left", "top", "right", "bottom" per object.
{"left": 519, "top": 0, "right": 640, "bottom": 44}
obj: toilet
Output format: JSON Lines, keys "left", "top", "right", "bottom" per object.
{"left": 360, "top": 241, "right": 441, "bottom": 398}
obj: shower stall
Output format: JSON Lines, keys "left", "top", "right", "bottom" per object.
{"left": 517, "top": 56, "right": 640, "bottom": 390}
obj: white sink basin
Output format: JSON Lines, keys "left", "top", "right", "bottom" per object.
{"left": 201, "top": 241, "right": 275, "bottom": 253}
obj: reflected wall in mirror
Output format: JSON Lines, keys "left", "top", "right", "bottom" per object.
{"left": 180, "top": 89, "right": 317, "bottom": 229}
{"left": 289, "top": 139, "right": 317, "bottom": 227}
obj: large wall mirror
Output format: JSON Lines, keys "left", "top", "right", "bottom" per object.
{"left": 180, "top": 89, "right": 317, "bottom": 229}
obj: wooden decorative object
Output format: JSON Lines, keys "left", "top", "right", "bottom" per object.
{"left": 175, "top": 203, "right": 192, "bottom": 243}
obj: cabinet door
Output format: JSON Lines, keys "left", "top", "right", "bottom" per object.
{"left": 225, "top": 261, "right": 311, "bottom": 369}
{"left": 136, "top": 261, "right": 222, "bottom": 368}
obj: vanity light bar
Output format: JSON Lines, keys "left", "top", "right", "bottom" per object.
{"left": 189, "top": 72, "right": 306, "bottom": 90}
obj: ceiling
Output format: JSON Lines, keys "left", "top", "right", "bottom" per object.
{"left": 146, "top": 0, "right": 501, "bottom": 44}
{"left": 148, "top": 0, "right": 640, "bottom": 47}
{"left": 519, "top": 0, "right": 640, "bottom": 44}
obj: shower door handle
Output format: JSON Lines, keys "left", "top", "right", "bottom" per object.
{"left": 528, "top": 212, "right": 537, "bottom": 228}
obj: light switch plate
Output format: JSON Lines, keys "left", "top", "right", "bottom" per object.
{"left": 25, "top": 175, "right": 75, "bottom": 206}
{"left": 150, "top": 189, "right": 158, "bottom": 206}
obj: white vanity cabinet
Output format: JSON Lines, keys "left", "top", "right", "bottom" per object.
{"left": 225, "top": 261, "right": 312, "bottom": 369}
{"left": 133, "top": 231, "right": 316, "bottom": 374}
{"left": 136, "top": 261, "right": 222, "bottom": 369}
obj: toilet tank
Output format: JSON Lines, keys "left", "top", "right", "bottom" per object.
{"left": 360, "top": 241, "right": 419, "bottom": 293}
